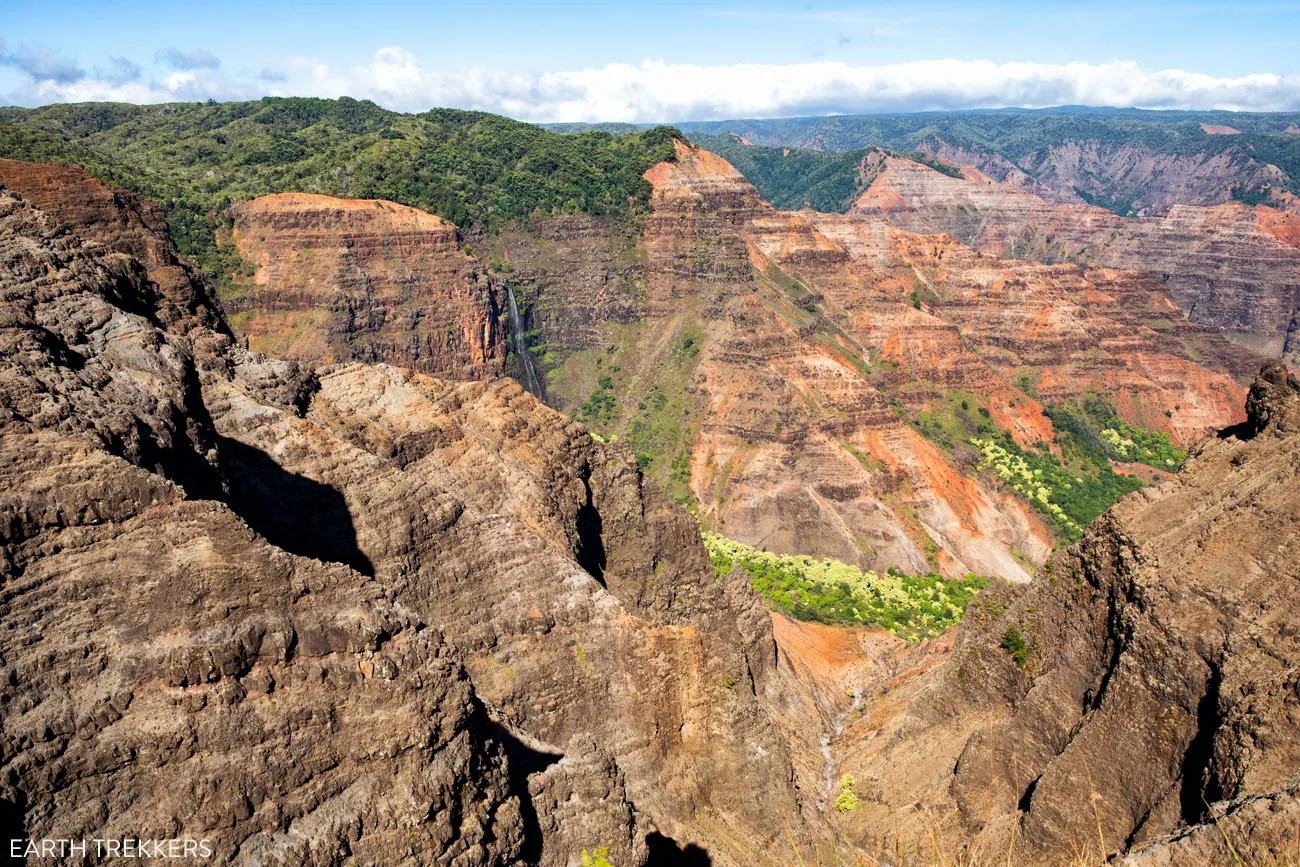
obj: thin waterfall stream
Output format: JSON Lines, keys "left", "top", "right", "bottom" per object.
{"left": 505, "top": 284, "right": 544, "bottom": 399}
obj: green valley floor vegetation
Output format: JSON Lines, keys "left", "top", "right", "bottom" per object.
{"left": 703, "top": 531, "right": 987, "bottom": 640}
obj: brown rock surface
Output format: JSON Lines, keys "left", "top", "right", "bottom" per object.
{"left": 2, "top": 135, "right": 1298, "bottom": 867}
{"left": 916, "top": 135, "right": 1298, "bottom": 216}
{"left": 818, "top": 360, "right": 1300, "bottom": 865}
{"left": 0, "top": 166, "right": 812, "bottom": 864}
{"left": 0, "top": 158, "right": 227, "bottom": 337}
{"left": 503, "top": 142, "right": 1247, "bottom": 580}
{"left": 849, "top": 151, "right": 1300, "bottom": 358}
{"left": 229, "top": 193, "right": 507, "bottom": 378}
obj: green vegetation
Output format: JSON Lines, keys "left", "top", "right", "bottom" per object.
{"left": 690, "top": 134, "right": 867, "bottom": 211}
{"left": 970, "top": 434, "right": 1142, "bottom": 541}
{"left": 910, "top": 390, "right": 1000, "bottom": 451}
{"left": 835, "top": 774, "right": 859, "bottom": 813}
{"left": 908, "top": 390, "right": 1159, "bottom": 543}
{"left": 1000, "top": 626, "right": 1029, "bottom": 668}
{"left": 0, "top": 98, "right": 680, "bottom": 290}
{"left": 620, "top": 326, "right": 705, "bottom": 504}
{"left": 703, "top": 532, "right": 987, "bottom": 640}
{"left": 576, "top": 375, "right": 619, "bottom": 426}
{"left": 1045, "top": 398, "right": 1185, "bottom": 471}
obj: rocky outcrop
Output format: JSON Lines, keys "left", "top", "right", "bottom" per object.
{"left": 0, "top": 166, "right": 810, "bottom": 863}
{"left": 850, "top": 152, "right": 1300, "bottom": 357}
{"left": 822, "top": 361, "right": 1300, "bottom": 865}
{"left": 0, "top": 157, "right": 228, "bottom": 337}
{"left": 229, "top": 193, "right": 507, "bottom": 378}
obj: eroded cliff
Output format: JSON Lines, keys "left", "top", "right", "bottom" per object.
{"left": 496, "top": 142, "right": 1250, "bottom": 582}
{"left": 818, "top": 361, "right": 1300, "bottom": 865}
{"left": 227, "top": 193, "right": 508, "bottom": 379}
{"left": 850, "top": 150, "right": 1300, "bottom": 359}
{"left": 0, "top": 165, "right": 811, "bottom": 865}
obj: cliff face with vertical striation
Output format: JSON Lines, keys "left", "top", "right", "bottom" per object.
{"left": 917, "top": 135, "right": 1299, "bottom": 215}
{"left": 849, "top": 151, "right": 1300, "bottom": 358}
{"left": 228, "top": 193, "right": 508, "bottom": 378}
{"left": 0, "top": 165, "right": 812, "bottom": 865}
{"left": 0, "top": 158, "right": 228, "bottom": 337}
{"left": 3, "top": 138, "right": 1298, "bottom": 867}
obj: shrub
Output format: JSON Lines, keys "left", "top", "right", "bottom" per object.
{"left": 1000, "top": 626, "right": 1028, "bottom": 667}
{"left": 703, "top": 532, "right": 987, "bottom": 640}
{"left": 835, "top": 775, "right": 859, "bottom": 813}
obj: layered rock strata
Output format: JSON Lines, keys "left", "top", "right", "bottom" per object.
{"left": 850, "top": 151, "right": 1300, "bottom": 358}
{"left": 820, "top": 361, "right": 1300, "bottom": 865}
{"left": 0, "top": 166, "right": 810, "bottom": 865}
{"left": 228, "top": 193, "right": 507, "bottom": 379}
{"left": 501, "top": 142, "right": 1248, "bottom": 579}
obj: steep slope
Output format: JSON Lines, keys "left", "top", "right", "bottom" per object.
{"left": 496, "top": 142, "right": 1249, "bottom": 582}
{"left": 0, "top": 164, "right": 812, "bottom": 865}
{"left": 819, "top": 361, "right": 1300, "bottom": 865}
{"left": 0, "top": 157, "right": 227, "bottom": 336}
{"left": 849, "top": 151, "right": 1300, "bottom": 358}
{"left": 227, "top": 193, "right": 508, "bottom": 378}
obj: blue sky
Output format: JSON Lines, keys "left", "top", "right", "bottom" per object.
{"left": 3, "top": 0, "right": 1300, "bottom": 119}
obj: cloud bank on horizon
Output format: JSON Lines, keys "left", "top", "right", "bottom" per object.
{"left": 4, "top": 45, "right": 1300, "bottom": 121}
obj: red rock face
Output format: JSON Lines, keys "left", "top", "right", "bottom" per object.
{"left": 494, "top": 142, "right": 1246, "bottom": 581}
{"left": 0, "top": 175, "right": 811, "bottom": 865}
{"left": 824, "top": 363, "right": 1300, "bottom": 866}
{"left": 474, "top": 141, "right": 1256, "bottom": 582}
{"left": 229, "top": 193, "right": 507, "bottom": 379}
{"left": 849, "top": 152, "right": 1300, "bottom": 358}
{"left": 169, "top": 142, "right": 1253, "bottom": 584}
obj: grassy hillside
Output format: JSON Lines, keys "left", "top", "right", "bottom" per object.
{"left": 690, "top": 134, "right": 965, "bottom": 212}
{"left": 676, "top": 107, "right": 1300, "bottom": 161}
{"left": 0, "top": 97, "right": 680, "bottom": 286}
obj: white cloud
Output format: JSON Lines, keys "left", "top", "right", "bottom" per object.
{"left": 6, "top": 50, "right": 1300, "bottom": 121}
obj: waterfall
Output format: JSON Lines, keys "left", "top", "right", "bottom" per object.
{"left": 505, "top": 284, "right": 544, "bottom": 399}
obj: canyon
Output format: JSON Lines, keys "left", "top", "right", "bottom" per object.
{"left": 676, "top": 109, "right": 1300, "bottom": 218}
{"left": 0, "top": 160, "right": 807, "bottom": 865}
{"left": 3, "top": 92, "right": 1300, "bottom": 867}
{"left": 188, "top": 140, "right": 1259, "bottom": 583}
{"left": 494, "top": 142, "right": 1252, "bottom": 579}
{"left": 0, "top": 151, "right": 1297, "bottom": 867}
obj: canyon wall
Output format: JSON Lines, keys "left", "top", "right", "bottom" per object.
{"left": 815, "top": 360, "right": 1300, "bottom": 865}
{"left": 228, "top": 193, "right": 508, "bottom": 379}
{"left": 850, "top": 151, "right": 1300, "bottom": 358}
{"left": 495, "top": 142, "right": 1249, "bottom": 581}
{"left": 917, "top": 135, "right": 1299, "bottom": 216}
{"left": 0, "top": 164, "right": 813, "bottom": 866}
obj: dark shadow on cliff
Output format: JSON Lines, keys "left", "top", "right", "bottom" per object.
{"left": 216, "top": 436, "right": 374, "bottom": 576}
{"left": 574, "top": 482, "right": 606, "bottom": 585}
{"left": 1179, "top": 667, "right": 1225, "bottom": 825}
{"left": 0, "top": 793, "right": 27, "bottom": 857}
{"left": 484, "top": 717, "right": 562, "bottom": 864}
{"left": 646, "top": 832, "right": 712, "bottom": 866}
